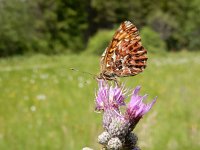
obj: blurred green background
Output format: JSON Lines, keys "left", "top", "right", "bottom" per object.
{"left": 0, "top": 0, "right": 200, "bottom": 150}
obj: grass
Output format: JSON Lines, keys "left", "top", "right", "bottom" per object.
{"left": 0, "top": 51, "right": 200, "bottom": 150}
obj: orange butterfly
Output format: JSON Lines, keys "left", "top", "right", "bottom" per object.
{"left": 97, "top": 21, "right": 148, "bottom": 82}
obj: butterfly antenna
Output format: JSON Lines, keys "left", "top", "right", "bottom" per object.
{"left": 70, "top": 68, "right": 97, "bottom": 79}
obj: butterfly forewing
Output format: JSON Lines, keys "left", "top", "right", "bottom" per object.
{"left": 100, "top": 21, "right": 147, "bottom": 80}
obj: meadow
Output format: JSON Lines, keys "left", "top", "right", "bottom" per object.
{"left": 0, "top": 52, "right": 200, "bottom": 150}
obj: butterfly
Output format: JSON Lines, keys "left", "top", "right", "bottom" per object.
{"left": 97, "top": 21, "right": 148, "bottom": 83}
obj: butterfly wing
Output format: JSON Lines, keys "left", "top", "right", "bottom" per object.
{"left": 100, "top": 21, "right": 147, "bottom": 79}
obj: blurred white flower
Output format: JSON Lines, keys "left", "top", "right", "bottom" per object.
{"left": 40, "top": 73, "right": 49, "bottom": 80}
{"left": 86, "top": 79, "right": 91, "bottom": 85}
{"left": 30, "top": 79, "right": 35, "bottom": 84}
{"left": 78, "top": 82, "right": 84, "bottom": 88}
{"left": 30, "top": 106, "right": 36, "bottom": 112}
{"left": 78, "top": 76, "right": 83, "bottom": 81}
{"left": 36, "top": 94, "right": 46, "bottom": 101}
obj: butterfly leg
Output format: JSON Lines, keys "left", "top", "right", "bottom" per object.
{"left": 113, "top": 78, "right": 121, "bottom": 87}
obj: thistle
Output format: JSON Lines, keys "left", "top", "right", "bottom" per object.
{"left": 95, "top": 80, "right": 157, "bottom": 150}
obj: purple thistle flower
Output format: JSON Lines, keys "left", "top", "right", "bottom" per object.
{"left": 95, "top": 80, "right": 157, "bottom": 128}
{"left": 126, "top": 86, "right": 157, "bottom": 124}
{"left": 95, "top": 80, "right": 157, "bottom": 149}
{"left": 95, "top": 80, "right": 126, "bottom": 111}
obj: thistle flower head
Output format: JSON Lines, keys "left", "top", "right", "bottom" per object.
{"left": 126, "top": 86, "right": 157, "bottom": 123}
{"left": 95, "top": 80, "right": 157, "bottom": 127}
{"left": 95, "top": 80, "right": 126, "bottom": 111}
